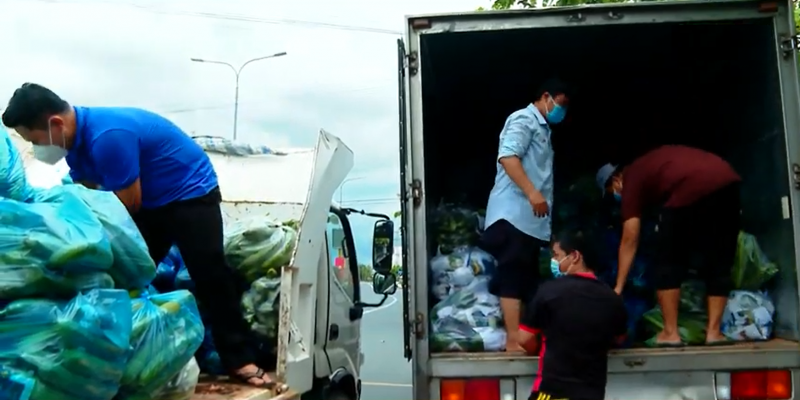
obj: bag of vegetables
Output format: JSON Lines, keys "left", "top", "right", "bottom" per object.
{"left": 117, "top": 290, "right": 204, "bottom": 400}
{"left": 224, "top": 217, "right": 298, "bottom": 283}
{"left": 429, "top": 277, "right": 506, "bottom": 352}
{"left": 732, "top": 231, "right": 779, "bottom": 291}
{"left": 242, "top": 277, "right": 281, "bottom": 341}
{"left": 0, "top": 127, "right": 35, "bottom": 202}
{"left": 65, "top": 185, "right": 157, "bottom": 290}
{"left": 0, "top": 289, "right": 133, "bottom": 400}
{"left": 0, "top": 191, "right": 114, "bottom": 299}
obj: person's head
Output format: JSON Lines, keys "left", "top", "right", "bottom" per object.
{"left": 550, "top": 229, "right": 599, "bottom": 278}
{"left": 596, "top": 163, "right": 623, "bottom": 201}
{"left": 2, "top": 83, "right": 75, "bottom": 155}
{"left": 533, "top": 78, "right": 571, "bottom": 125}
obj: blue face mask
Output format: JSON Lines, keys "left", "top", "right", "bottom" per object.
{"left": 613, "top": 192, "right": 622, "bottom": 202}
{"left": 550, "top": 258, "right": 564, "bottom": 278}
{"left": 546, "top": 98, "right": 567, "bottom": 124}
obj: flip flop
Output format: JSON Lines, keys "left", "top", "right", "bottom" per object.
{"left": 644, "top": 336, "right": 684, "bottom": 348}
{"left": 232, "top": 368, "right": 277, "bottom": 389}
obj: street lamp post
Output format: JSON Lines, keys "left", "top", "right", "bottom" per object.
{"left": 190, "top": 51, "right": 287, "bottom": 140}
{"left": 338, "top": 176, "right": 365, "bottom": 204}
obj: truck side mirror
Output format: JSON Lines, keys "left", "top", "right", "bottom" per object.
{"left": 372, "top": 220, "right": 394, "bottom": 274}
{"left": 372, "top": 272, "right": 397, "bottom": 295}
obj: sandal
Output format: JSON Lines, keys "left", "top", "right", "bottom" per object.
{"left": 705, "top": 337, "right": 735, "bottom": 346}
{"left": 644, "top": 336, "right": 684, "bottom": 348}
{"left": 232, "top": 368, "right": 277, "bottom": 389}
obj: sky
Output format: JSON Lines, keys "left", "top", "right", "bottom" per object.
{"left": 0, "top": 0, "right": 486, "bottom": 264}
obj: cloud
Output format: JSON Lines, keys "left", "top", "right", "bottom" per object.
{"left": 0, "top": 0, "right": 483, "bottom": 261}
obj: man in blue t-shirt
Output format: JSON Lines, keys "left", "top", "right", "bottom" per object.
{"left": 2, "top": 83, "right": 272, "bottom": 387}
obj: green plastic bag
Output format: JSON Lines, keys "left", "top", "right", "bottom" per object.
{"left": 0, "top": 289, "right": 132, "bottom": 400}
{"left": 224, "top": 217, "right": 297, "bottom": 282}
{"left": 642, "top": 308, "right": 708, "bottom": 346}
{"left": 732, "top": 231, "right": 778, "bottom": 290}
{"left": 242, "top": 277, "right": 281, "bottom": 341}
{"left": 118, "top": 290, "right": 204, "bottom": 400}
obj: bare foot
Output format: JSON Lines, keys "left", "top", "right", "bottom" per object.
{"left": 705, "top": 331, "right": 728, "bottom": 343}
{"left": 655, "top": 330, "right": 681, "bottom": 344}
{"left": 233, "top": 364, "right": 273, "bottom": 387}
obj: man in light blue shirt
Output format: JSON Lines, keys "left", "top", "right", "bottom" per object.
{"left": 479, "top": 78, "right": 571, "bottom": 352}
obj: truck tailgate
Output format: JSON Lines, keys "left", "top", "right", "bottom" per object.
{"left": 430, "top": 338, "right": 800, "bottom": 376}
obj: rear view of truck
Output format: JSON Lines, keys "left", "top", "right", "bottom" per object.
{"left": 398, "top": 1, "right": 800, "bottom": 399}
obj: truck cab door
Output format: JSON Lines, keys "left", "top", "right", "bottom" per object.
{"left": 397, "top": 38, "right": 413, "bottom": 362}
{"left": 321, "top": 209, "right": 362, "bottom": 384}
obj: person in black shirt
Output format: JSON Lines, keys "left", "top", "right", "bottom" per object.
{"left": 519, "top": 229, "right": 627, "bottom": 400}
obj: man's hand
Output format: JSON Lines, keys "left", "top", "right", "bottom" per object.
{"left": 528, "top": 190, "right": 549, "bottom": 217}
{"left": 614, "top": 285, "right": 624, "bottom": 295}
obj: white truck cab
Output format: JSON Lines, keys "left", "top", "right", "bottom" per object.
{"left": 194, "top": 130, "right": 397, "bottom": 400}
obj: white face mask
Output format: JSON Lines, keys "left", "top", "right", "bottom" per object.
{"left": 32, "top": 120, "right": 68, "bottom": 165}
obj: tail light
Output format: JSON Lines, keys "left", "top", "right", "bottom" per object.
{"left": 441, "top": 378, "right": 500, "bottom": 400}
{"left": 716, "top": 369, "right": 792, "bottom": 400}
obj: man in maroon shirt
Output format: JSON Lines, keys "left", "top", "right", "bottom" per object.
{"left": 597, "top": 145, "right": 741, "bottom": 346}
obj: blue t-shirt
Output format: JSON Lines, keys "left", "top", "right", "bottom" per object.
{"left": 66, "top": 106, "right": 218, "bottom": 209}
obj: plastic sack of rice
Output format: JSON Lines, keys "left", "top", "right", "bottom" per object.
{"left": 0, "top": 289, "right": 132, "bottom": 400}
{"left": 429, "top": 246, "right": 496, "bottom": 301}
{"left": 148, "top": 358, "right": 201, "bottom": 400}
{"left": 722, "top": 290, "right": 775, "bottom": 341}
{"left": 0, "top": 191, "right": 114, "bottom": 300}
{"left": 224, "top": 217, "right": 297, "bottom": 283}
{"left": 117, "top": 290, "right": 205, "bottom": 400}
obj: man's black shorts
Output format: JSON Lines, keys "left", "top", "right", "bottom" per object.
{"left": 654, "top": 182, "right": 740, "bottom": 296}
{"left": 479, "top": 219, "right": 546, "bottom": 301}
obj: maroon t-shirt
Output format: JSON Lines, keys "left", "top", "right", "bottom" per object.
{"left": 620, "top": 145, "right": 741, "bottom": 220}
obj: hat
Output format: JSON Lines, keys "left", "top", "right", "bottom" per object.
{"left": 595, "top": 163, "right": 618, "bottom": 194}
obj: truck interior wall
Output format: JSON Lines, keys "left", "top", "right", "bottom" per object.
{"left": 419, "top": 18, "right": 800, "bottom": 343}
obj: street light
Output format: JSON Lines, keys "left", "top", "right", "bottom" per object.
{"left": 338, "top": 176, "right": 365, "bottom": 204}
{"left": 190, "top": 51, "right": 288, "bottom": 140}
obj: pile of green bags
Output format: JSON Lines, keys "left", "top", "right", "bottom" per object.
{"left": 0, "top": 191, "right": 114, "bottom": 299}
{"left": 117, "top": 291, "right": 204, "bottom": 400}
{"left": 0, "top": 289, "right": 132, "bottom": 400}
{"left": 224, "top": 216, "right": 298, "bottom": 344}
{"left": 732, "top": 231, "right": 779, "bottom": 291}
{"left": 224, "top": 217, "right": 298, "bottom": 282}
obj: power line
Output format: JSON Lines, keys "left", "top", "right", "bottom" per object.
{"left": 23, "top": 0, "right": 404, "bottom": 35}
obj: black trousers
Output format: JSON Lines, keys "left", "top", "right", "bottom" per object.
{"left": 133, "top": 187, "right": 254, "bottom": 371}
{"left": 479, "top": 219, "right": 546, "bottom": 302}
{"left": 529, "top": 390, "right": 602, "bottom": 400}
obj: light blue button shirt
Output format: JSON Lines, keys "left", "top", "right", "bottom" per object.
{"left": 484, "top": 104, "right": 554, "bottom": 241}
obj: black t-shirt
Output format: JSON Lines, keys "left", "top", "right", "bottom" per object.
{"left": 520, "top": 273, "right": 627, "bottom": 400}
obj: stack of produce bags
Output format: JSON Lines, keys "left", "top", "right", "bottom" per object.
{"left": 229, "top": 217, "right": 297, "bottom": 348}
{"left": 427, "top": 204, "right": 505, "bottom": 352}
{"left": 0, "top": 289, "right": 132, "bottom": 400}
{"left": 0, "top": 127, "right": 203, "bottom": 400}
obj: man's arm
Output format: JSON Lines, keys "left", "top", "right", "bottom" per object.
{"left": 519, "top": 289, "right": 548, "bottom": 354}
{"left": 90, "top": 130, "right": 142, "bottom": 213}
{"left": 616, "top": 217, "right": 640, "bottom": 294}
{"left": 498, "top": 116, "right": 536, "bottom": 197}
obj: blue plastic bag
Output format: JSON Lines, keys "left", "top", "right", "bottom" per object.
{"left": 0, "top": 127, "right": 34, "bottom": 202}
{"left": 63, "top": 185, "right": 156, "bottom": 290}
{"left": 0, "top": 192, "right": 114, "bottom": 299}
{"left": 0, "top": 289, "right": 133, "bottom": 400}
{"left": 118, "top": 290, "right": 205, "bottom": 400}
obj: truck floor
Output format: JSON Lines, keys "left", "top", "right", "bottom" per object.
{"left": 192, "top": 372, "right": 292, "bottom": 400}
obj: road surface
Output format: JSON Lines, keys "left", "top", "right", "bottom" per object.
{"left": 359, "top": 282, "right": 412, "bottom": 400}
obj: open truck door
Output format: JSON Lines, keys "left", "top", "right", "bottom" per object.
{"left": 397, "top": 37, "right": 414, "bottom": 362}
{"left": 278, "top": 130, "right": 354, "bottom": 393}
